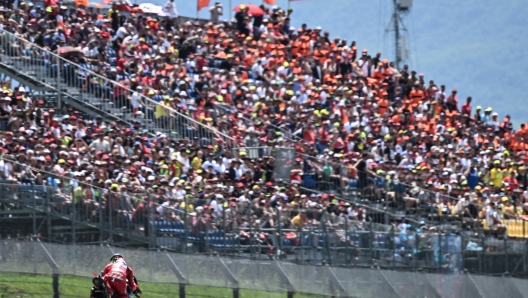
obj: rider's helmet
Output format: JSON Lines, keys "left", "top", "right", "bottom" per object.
{"left": 110, "top": 253, "right": 124, "bottom": 263}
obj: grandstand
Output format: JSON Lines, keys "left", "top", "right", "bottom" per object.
{"left": 0, "top": 1, "right": 527, "bottom": 297}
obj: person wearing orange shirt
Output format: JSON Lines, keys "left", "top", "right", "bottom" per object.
{"left": 409, "top": 84, "right": 424, "bottom": 105}
{"left": 379, "top": 97, "right": 390, "bottom": 116}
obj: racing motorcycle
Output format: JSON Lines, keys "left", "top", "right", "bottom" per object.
{"left": 90, "top": 273, "right": 141, "bottom": 298}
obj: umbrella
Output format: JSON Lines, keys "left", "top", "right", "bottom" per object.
{"left": 88, "top": 2, "right": 103, "bottom": 8}
{"left": 233, "top": 4, "right": 264, "bottom": 17}
{"left": 138, "top": 3, "right": 163, "bottom": 14}
{"left": 116, "top": 4, "right": 132, "bottom": 12}
{"left": 131, "top": 6, "right": 143, "bottom": 13}
{"left": 57, "top": 46, "right": 83, "bottom": 56}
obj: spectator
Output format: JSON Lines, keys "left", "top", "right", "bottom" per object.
{"left": 163, "top": 0, "right": 178, "bottom": 20}
{"left": 209, "top": 2, "right": 222, "bottom": 24}
{"left": 0, "top": 1, "right": 525, "bottom": 246}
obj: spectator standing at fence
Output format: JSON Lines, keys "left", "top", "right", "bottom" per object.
{"left": 235, "top": 5, "right": 249, "bottom": 36}
{"left": 108, "top": 3, "right": 120, "bottom": 32}
{"left": 163, "top": 0, "right": 178, "bottom": 20}
{"left": 355, "top": 152, "right": 371, "bottom": 190}
{"left": 209, "top": 2, "right": 222, "bottom": 24}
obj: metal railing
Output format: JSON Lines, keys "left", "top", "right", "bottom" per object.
{"left": 229, "top": 147, "right": 468, "bottom": 224}
{"left": 1, "top": 165, "right": 528, "bottom": 278}
{"left": 214, "top": 102, "right": 303, "bottom": 147}
{"left": 229, "top": 146, "right": 528, "bottom": 248}
{"left": 0, "top": 30, "right": 236, "bottom": 146}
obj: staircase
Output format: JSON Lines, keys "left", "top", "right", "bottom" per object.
{"left": 0, "top": 32, "right": 234, "bottom": 144}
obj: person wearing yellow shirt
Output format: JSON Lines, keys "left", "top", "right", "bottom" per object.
{"left": 514, "top": 200, "right": 524, "bottom": 217}
{"left": 252, "top": 100, "right": 266, "bottom": 112}
{"left": 155, "top": 98, "right": 169, "bottom": 120}
{"left": 507, "top": 162, "right": 517, "bottom": 178}
{"left": 191, "top": 151, "right": 203, "bottom": 170}
{"left": 490, "top": 160, "right": 503, "bottom": 190}
{"left": 291, "top": 212, "right": 308, "bottom": 229}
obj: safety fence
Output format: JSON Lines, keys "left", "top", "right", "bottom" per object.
{"left": 1, "top": 177, "right": 528, "bottom": 278}
{"left": 0, "top": 30, "right": 236, "bottom": 147}
{"left": 1, "top": 239, "right": 528, "bottom": 297}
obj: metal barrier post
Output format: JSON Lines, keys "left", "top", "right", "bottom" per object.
{"left": 322, "top": 211, "right": 331, "bottom": 265}
{"left": 438, "top": 233, "right": 442, "bottom": 272}
{"left": 248, "top": 209, "right": 254, "bottom": 259}
{"left": 505, "top": 235, "right": 508, "bottom": 273}
{"left": 46, "top": 187, "right": 52, "bottom": 242}
{"left": 179, "top": 284, "right": 186, "bottom": 298}
{"left": 411, "top": 230, "right": 415, "bottom": 271}
{"left": 98, "top": 190, "right": 104, "bottom": 245}
{"left": 345, "top": 216, "right": 349, "bottom": 266}
{"left": 184, "top": 194, "right": 188, "bottom": 253}
{"left": 482, "top": 230, "right": 486, "bottom": 273}
{"left": 277, "top": 208, "right": 283, "bottom": 258}
{"left": 223, "top": 207, "right": 227, "bottom": 254}
{"left": 147, "top": 194, "right": 153, "bottom": 251}
{"left": 148, "top": 250, "right": 153, "bottom": 282}
{"left": 72, "top": 186, "right": 76, "bottom": 275}
{"left": 521, "top": 219, "right": 528, "bottom": 274}
{"left": 32, "top": 186, "right": 36, "bottom": 237}
{"left": 109, "top": 191, "right": 114, "bottom": 243}
{"left": 57, "top": 58, "right": 62, "bottom": 110}
{"left": 80, "top": 77, "right": 84, "bottom": 106}
{"left": 369, "top": 221, "right": 374, "bottom": 264}
{"left": 205, "top": 216, "right": 209, "bottom": 254}
{"left": 391, "top": 225, "right": 395, "bottom": 270}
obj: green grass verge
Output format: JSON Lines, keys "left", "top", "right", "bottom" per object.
{"left": 0, "top": 273, "right": 322, "bottom": 297}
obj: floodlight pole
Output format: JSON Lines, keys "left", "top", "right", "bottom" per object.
{"left": 392, "top": 0, "right": 401, "bottom": 70}
{"left": 386, "top": 0, "right": 410, "bottom": 70}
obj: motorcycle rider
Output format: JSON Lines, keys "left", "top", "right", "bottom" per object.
{"left": 102, "top": 253, "right": 141, "bottom": 297}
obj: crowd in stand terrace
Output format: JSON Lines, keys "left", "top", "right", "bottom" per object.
{"left": 0, "top": 1, "right": 526, "bottom": 242}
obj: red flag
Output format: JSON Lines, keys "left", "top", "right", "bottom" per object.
{"left": 264, "top": 0, "right": 276, "bottom": 4}
{"left": 74, "top": 0, "right": 89, "bottom": 7}
{"left": 197, "top": 0, "right": 210, "bottom": 11}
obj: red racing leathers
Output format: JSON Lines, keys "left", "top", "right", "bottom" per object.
{"left": 102, "top": 259, "right": 138, "bottom": 298}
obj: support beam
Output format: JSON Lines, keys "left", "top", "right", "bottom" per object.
{"left": 166, "top": 253, "right": 187, "bottom": 298}
{"left": 324, "top": 266, "right": 348, "bottom": 297}
{"left": 35, "top": 238, "right": 60, "bottom": 298}
{"left": 216, "top": 258, "right": 239, "bottom": 298}
{"left": 273, "top": 261, "right": 295, "bottom": 298}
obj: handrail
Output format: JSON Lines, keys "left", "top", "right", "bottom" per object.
{"left": 295, "top": 151, "right": 464, "bottom": 203}
{"left": 1, "top": 156, "right": 412, "bottom": 229}
{"left": 214, "top": 102, "right": 304, "bottom": 145}
{"left": 2, "top": 30, "right": 236, "bottom": 145}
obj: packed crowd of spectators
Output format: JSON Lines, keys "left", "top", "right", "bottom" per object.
{"left": 0, "top": 0, "right": 526, "bottom": 243}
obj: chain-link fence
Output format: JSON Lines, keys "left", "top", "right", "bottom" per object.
{"left": 2, "top": 239, "right": 528, "bottom": 297}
